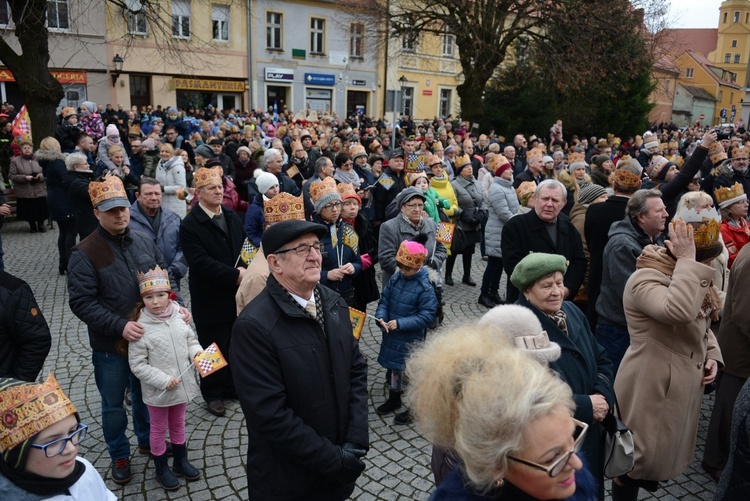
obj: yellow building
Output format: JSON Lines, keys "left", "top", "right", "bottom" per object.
{"left": 648, "top": 56, "right": 680, "bottom": 125}
{"left": 675, "top": 50, "right": 740, "bottom": 125}
{"left": 106, "top": 1, "right": 249, "bottom": 111}
{"left": 709, "top": 1, "right": 750, "bottom": 90}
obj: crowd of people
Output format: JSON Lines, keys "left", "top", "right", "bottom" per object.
{"left": 0, "top": 100, "right": 750, "bottom": 500}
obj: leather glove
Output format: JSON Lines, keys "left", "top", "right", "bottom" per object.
{"left": 337, "top": 447, "right": 366, "bottom": 485}
{"left": 342, "top": 442, "right": 368, "bottom": 459}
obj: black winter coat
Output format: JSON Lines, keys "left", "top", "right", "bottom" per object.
{"left": 350, "top": 212, "right": 380, "bottom": 308}
{"left": 501, "top": 209, "right": 586, "bottom": 304}
{"left": 64, "top": 169, "right": 97, "bottom": 239}
{"left": 179, "top": 204, "right": 244, "bottom": 327}
{"left": 230, "top": 276, "right": 369, "bottom": 501}
{"left": 374, "top": 167, "right": 408, "bottom": 222}
{"left": 0, "top": 272, "right": 51, "bottom": 381}
{"left": 36, "top": 150, "right": 74, "bottom": 221}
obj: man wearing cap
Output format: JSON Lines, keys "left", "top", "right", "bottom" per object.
{"left": 68, "top": 176, "right": 186, "bottom": 484}
{"left": 230, "top": 220, "right": 369, "bottom": 501}
{"left": 374, "top": 147, "right": 408, "bottom": 225}
{"left": 300, "top": 130, "right": 321, "bottom": 166}
{"left": 179, "top": 166, "right": 245, "bottom": 417}
{"left": 714, "top": 144, "right": 750, "bottom": 209}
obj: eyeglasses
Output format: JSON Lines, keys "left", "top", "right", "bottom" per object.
{"left": 507, "top": 418, "right": 588, "bottom": 478}
{"left": 322, "top": 201, "right": 343, "bottom": 211}
{"left": 30, "top": 423, "right": 88, "bottom": 458}
{"left": 274, "top": 241, "right": 324, "bottom": 257}
{"left": 403, "top": 202, "right": 424, "bottom": 210}
{"left": 342, "top": 162, "right": 353, "bottom": 166}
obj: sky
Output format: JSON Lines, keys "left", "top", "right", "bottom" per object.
{"left": 667, "top": 0, "right": 722, "bottom": 28}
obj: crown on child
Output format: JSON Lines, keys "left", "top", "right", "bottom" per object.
{"left": 137, "top": 266, "right": 171, "bottom": 296}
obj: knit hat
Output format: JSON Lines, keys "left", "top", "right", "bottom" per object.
{"left": 510, "top": 252, "right": 568, "bottom": 292}
{"left": 193, "top": 166, "right": 223, "bottom": 189}
{"left": 256, "top": 171, "right": 279, "bottom": 196}
{"left": 567, "top": 152, "right": 586, "bottom": 173}
{"left": 478, "top": 305, "right": 561, "bottom": 364}
{"left": 715, "top": 182, "right": 747, "bottom": 209}
{"left": 262, "top": 220, "right": 327, "bottom": 255}
{"left": 310, "top": 177, "right": 341, "bottom": 213}
{"left": 578, "top": 184, "right": 607, "bottom": 205}
{"left": 444, "top": 145, "right": 456, "bottom": 154}
{"left": 396, "top": 239, "right": 427, "bottom": 269}
{"left": 516, "top": 181, "right": 536, "bottom": 207}
{"left": 106, "top": 124, "right": 119, "bottom": 137}
{"left": 137, "top": 265, "right": 171, "bottom": 296}
{"left": 195, "top": 144, "right": 215, "bottom": 159}
{"left": 591, "top": 154, "right": 610, "bottom": 170}
{"left": 337, "top": 182, "right": 362, "bottom": 204}
{"left": 81, "top": 101, "right": 96, "bottom": 114}
{"left": 88, "top": 176, "right": 129, "bottom": 211}
{"left": 141, "top": 137, "right": 157, "bottom": 150}
{"left": 264, "top": 192, "right": 305, "bottom": 224}
{"left": 542, "top": 155, "right": 554, "bottom": 164}
{"left": 237, "top": 146, "right": 252, "bottom": 157}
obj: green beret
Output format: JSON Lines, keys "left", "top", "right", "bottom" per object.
{"left": 510, "top": 253, "right": 568, "bottom": 292}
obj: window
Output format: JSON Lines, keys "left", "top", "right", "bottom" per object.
{"left": 725, "top": 53, "right": 732, "bottom": 63}
{"left": 439, "top": 89, "right": 452, "bottom": 118}
{"left": 212, "top": 4, "right": 229, "bottom": 41}
{"left": 442, "top": 27, "right": 455, "bottom": 58}
{"left": 746, "top": 12, "right": 749, "bottom": 23}
{"left": 735, "top": 53, "right": 742, "bottom": 64}
{"left": 350, "top": 23, "right": 364, "bottom": 58}
{"left": 724, "top": 12, "right": 728, "bottom": 23}
{"left": 310, "top": 17, "right": 325, "bottom": 54}
{"left": 402, "top": 87, "right": 414, "bottom": 116}
{"left": 172, "top": 0, "right": 190, "bottom": 38}
{"left": 266, "top": 12, "right": 282, "bottom": 50}
{"left": 719, "top": 90, "right": 724, "bottom": 101}
{"left": 126, "top": 4, "right": 147, "bottom": 36}
{"left": 733, "top": 40, "right": 738, "bottom": 48}
{"left": 735, "top": 11, "right": 740, "bottom": 22}
{"left": 47, "top": 0, "right": 69, "bottom": 30}
{"left": 685, "top": 67, "right": 694, "bottom": 78}
{"left": 0, "top": 1, "right": 9, "bottom": 26}
{"left": 402, "top": 32, "right": 418, "bottom": 52}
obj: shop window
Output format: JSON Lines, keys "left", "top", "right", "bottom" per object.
{"left": 212, "top": 4, "right": 229, "bottom": 42}
{"left": 172, "top": 0, "right": 191, "bottom": 38}
{"left": 350, "top": 22, "right": 364, "bottom": 59}
{"left": 685, "top": 67, "right": 694, "bottom": 78}
{"left": 47, "top": 0, "right": 69, "bottom": 30}
{"left": 402, "top": 87, "right": 414, "bottom": 116}
{"left": 0, "top": 2, "right": 9, "bottom": 26}
{"left": 310, "top": 17, "right": 325, "bottom": 55}
{"left": 439, "top": 89, "right": 452, "bottom": 118}
{"left": 266, "top": 12, "right": 282, "bottom": 50}
{"left": 736, "top": 53, "right": 742, "bottom": 64}
{"left": 725, "top": 53, "right": 732, "bottom": 63}
{"left": 442, "top": 27, "right": 454, "bottom": 58}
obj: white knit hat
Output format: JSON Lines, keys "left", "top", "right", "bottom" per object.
{"left": 478, "top": 305, "right": 561, "bottom": 364}
{"left": 106, "top": 124, "right": 119, "bottom": 137}
{"left": 256, "top": 171, "right": 279, "bottom": 196}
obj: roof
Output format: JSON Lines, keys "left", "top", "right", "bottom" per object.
{"left": 679, "top": 84, "right": 718, "bottom": 102}
{"left": 661, "top": 28, "right": 718, "bottom": 57}
{"left": 686, "top": 50, "right": 741, "bottom": 89}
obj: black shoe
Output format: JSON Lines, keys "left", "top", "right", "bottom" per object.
{"left": 701, "top": 461, "right": 723, "bottom": 483}
{"left": 111, "top": 458, "right": 133, "bottom": 485}
{"left": 37, "top": 224, "right": 46, "bottom": 233}
{"left": 376, "top": 391, "right": 402, "bottom": 415}
{"left": 172, "top": 443, "right": 201, "bottom": 481}
{"left": 153, "top": 454, "right": 180, "bottom": 491}
{"left": 478, "top": 294, "right": 496, "bottom": 309}
{"left": 30, "top": 227, "right": 37, "bottom": 233}
{"left": 489, "top": 291, "right": 504, "bottom": 305}
{"left": 445, "top": 276, "right": 454, "bottom": 286}
{"left": 139, "top": 441, "right": 173, "bottom": 457}
{"left": 393, "top": 409, "right": 413, "bottom": 425}
{"left": 207, "top": 399, "right": 226, "bottom": 417}
{"left": 462, "top": 276, "right": 476, "bottom": 286}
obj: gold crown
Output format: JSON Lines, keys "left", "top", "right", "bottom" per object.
{"left": 264, "top": 192, "right": 304, "bottom": 223}
{"left": 568, "top": 152, "right": 586, "bottom": 165}
{"left": 406, "top": 172, "right": 428, "bottom": 186}
{"left": 309, "top": 177, "right": 337, "bottom": 203}
{"left": 515, "top": 181, "right": 537, "bottom": 206}
{"left": 668, "top": 141, "right": 678, "bottom": 149}
{"left": 454, "top": 154, "right": 471, "bottom": 169}
{"left": 88, "top": 176, "right": 127, "bottom": 207}
{"left": 659, "top": 142, "right": 668, "bottom": 151}
{"left": 489, "top": 154, "right": 510, "bottom": 171}
{"left": 137, "top": 265, "right": 171, "bottom": 296}
{"left": 337, "top": 182, "right": 361, "bottom": 200}
{"left": 674, "top": 207, "right": 722, "bottom": 250}
{"left": 193, "top": 166, "right": 223, "bottom": 189}
{"left": 526, "top": 148, "right": 544, "bottom": 161}
{"left": 424, "top": 152, "right": 441, "bottom": 167}
{"left": 350, "top": 144, "right": 367, "bottom": 159}
{"left": 0, "top": 374, "right": 77, "bottom": 452}
{"left": 732, "top": 146, "right": 748, "bottom": 159}
{"left": 709, "top": 142, "right": 728, "bottom": 165}
{"left": 714, "top": 182, "right": 747, "bottom": 209}
{"left": 395, "top": 241, "right": 427, "bottom": 269}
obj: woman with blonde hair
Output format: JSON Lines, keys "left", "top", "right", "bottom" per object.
{"left": 155, "top": 143, "right": 187, "bottom": 218}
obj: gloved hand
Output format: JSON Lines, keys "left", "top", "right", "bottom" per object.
{"left": 342, "top": 442, "right": 368, "bottom": 458}
{"left": 337, "top": 447, "right": 366, "bottom": 485}
{"left": 440, "top": 199, "right": 450, "bottom": 209}
{"left": 360, "top": 253, "right": 373, "bottom": 271}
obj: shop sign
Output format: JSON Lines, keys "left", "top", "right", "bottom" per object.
{"left": 423, "top": 89, "right": 433, "bottom": 96}
{"left": 0, "top": 68, "right": 87, "bottom": 84}
{"left": 351, "top": 79, "right": 366, "bottom": 86}
{"left": 305, "top": 73, "right": 335, "bottom": 86}
{"left": 306, "top": 88, "right": 332, "bottom": 99}
{"left": 172, "top": 78, "right": 245, "bottom": 92}
{"left": 265, "top": 67, "right": 294, "bottom": 82}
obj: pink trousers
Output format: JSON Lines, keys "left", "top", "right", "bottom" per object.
{"left": 147, "top": 403, "right": 187, "bottom": 455}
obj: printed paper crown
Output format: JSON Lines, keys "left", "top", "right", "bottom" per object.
{"left": 309, "top": 176, "right": 337, "bottom": 203}
{"left": 337, "top": 182, "right": 360, "bottom": 200}
{"left": 668, "top": 141, "right": 679, "bottom": 149}
{"left": 732, "top": 146, "right": 748, "bottom": 159}
{"left": 568, "top": 152, "right": 586, "bottom": 166}
{"left": 709, "top": 142, "right": 728, "bottom": 165}
{"left": 515, "top": 181, "right": 537, "bottom": 206}
{"left": 88, "top": 176, "right": 127, "bottom": 207}
{"left": 264, "top": 192, "right": 305, "bottom": 223}
{"left": 526, "top": 148, "right": 544, "bottom": 161}
{"left": 489, "top": 154, "right": 510, "bottom": 171}
{"left": 396, "top": 240, "right": 427, "bottom": 269}
{"left": 674, "top": 207, "right": 722, "bottom": 250}
{"left": 714, "top": 182, "right": 747, "bottom": 209}
{"left": 193, "top": 166, "right": 223, "bottom": 189}
{"left": 424, "top": 152, "right": 441, "bottom": 167}
{"left": 454, "top": 154, "right": 471, "bottom": 169}
{"left": 659, "top": 142, "right": 668, "bottom": 151}
{"left": 350, "top": 144, "right": 367, "bottom": 159}
{"left": 137, "top": 265, "right": 171, "bottom": 296}
{"left": 0, "top": 374, "right": 77, "bottom": 452}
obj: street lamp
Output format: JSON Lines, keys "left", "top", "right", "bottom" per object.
{"left": 392, "top": 75, "right": 408, "bottom": 151}
{"left": 111, "top": 54, "right": 124, "bottom": 87}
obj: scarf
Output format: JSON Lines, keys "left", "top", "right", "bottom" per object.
{"left": 334, "top": 168, "right": 361, "bottom": 188}
{"left": 401, "top": 212, "right": 424, "bottom": 231}
{"left": 148, "top": 300, "right": 175, "bottom": 321}
{"left": 636, "top": 245, "right": 721, "bottom": 320}
{"left": 161, "top": 156, "right": 179, "bottom": 171}
{"left": 547, "top": 310, "right": 569, "bottom": 336}
{"left": 107, "top": 136, "right": 120, "bottom": 146}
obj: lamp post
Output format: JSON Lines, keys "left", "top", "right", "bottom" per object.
{"left": 392, "top": 75, "right": 408, "bottom": 152}
{"left": 111, "top": 54, "right": 124, "bottom": 87}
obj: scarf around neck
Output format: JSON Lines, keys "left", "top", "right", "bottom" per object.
{"left": 334, "top": 168, "right": 361, "bottom": 188}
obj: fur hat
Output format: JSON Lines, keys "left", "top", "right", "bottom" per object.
{"left": 510, "top": 252, "right": 567, "bottom": 292}
{"left": 256, "top": 171, "right": 279, "bottom": 196}
{"left": 309, "top": 177, "right": 341, "bottom": 213}
{"left": 478, "top": 305, "right": 561, "bottom": 364}
{"left": 396, "top": 239, "right": 427, "bottom": 269}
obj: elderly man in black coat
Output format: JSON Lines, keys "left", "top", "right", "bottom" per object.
{"left": 230, "top": 220, "right": 369, "bottom": 501}
{"left": 501, "top": 179, "right": 587, "bottom": 304}
{"left": 179, "top": 166, "right": 245, "bottom": 417}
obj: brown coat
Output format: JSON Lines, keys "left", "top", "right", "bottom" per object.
{"left": 615, "top": 258, "right": 723, "bottom": 481}
{"left": 9, "top": 155, "right": 47, "bottom": 199}
{"left": 235, "top": 248, "right": 269, "bottom": 315}
{"left": 716, "top": 244, "right": 750, "bottom": 380}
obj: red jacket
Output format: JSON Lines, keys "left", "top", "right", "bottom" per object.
{"left": 721, "top": 218, "right": 750, "bottom": 268}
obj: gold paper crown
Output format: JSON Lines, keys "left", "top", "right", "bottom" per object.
{"left": 88, "top": 176, "right": 127, "bottom": 207}
{"left": 668, "top": 141, "right": 678, "bottom": 149}
{"left": 424, "top": 152, "right": 441, "bottom": 167}
{"left": 193, "top": 166, "right": 223, "bottom": 189}
{"left": 516, "top": 181, "right": 537, "bottom": 206}
{"left": 659, "top": 142, "right": 668, "bottom": 151}
{"left": 597, "top": 139, "right": 608, "bottom": 147}
{"left": 264, "top": 192, "right": 305, "bottom": 223}
{"left": 489, "top": 154, "right": 510, "bottom": 171}
{"left": 674, "top": 207, "right": 722, "bottom": 250}
{"left": 290, "top": 140, "right": 303, "bottom": 152}
{"left": 406, "top": 172, "right": 428, "bottom": 186}
{"left": 395, "top": 240, "right": 427, "bottom": 269}
{"left": 732, "top": 146, "right": 748, "bottom": 159}
{"left": 568, "top": 152, "right": 586, "bottom": 166}
{"left": 714, "top": 182, "right": 747, "bottom": 209}
{"left": 454, "top": 154, "right": 471, "bottom": 169}
{"left": 0, "top": 374, "right": 77, "bottom": 452}
{"left": 709, "top": 142, "right": 728, "bottom": 165}
{"left": 350, "top": 144, "right": 367, "bottom": 159}
{"left": 309, "top": 177, "right": 337, "bottom": 203}
{"left": 337, "top": 182, "right": 362, "bottom": 201}
{"left": 527, "top": 148, "right": 544, "bottom": 161}
{"left": 137, "top": 265, "right": 171, "bottom": 296}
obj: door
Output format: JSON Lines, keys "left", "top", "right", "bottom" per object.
{"left": 346, "top": 90, "right": 368, "bottom": 118}
{"left": 129, "top": 75, "right": 151, "bottom": 109}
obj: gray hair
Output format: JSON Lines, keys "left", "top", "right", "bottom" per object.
{"left": 138, "top": 177, "right": 162, "bottom": 192}
{"left": 263, "top": 148, "right": 281, "bottom": 165}
{"left": 314, "top": 156, "right": 332, "bottom": 175}
{"left": 552, "top": 151, "right": 564, "bottom": 160}
{"left": 65, "top": 152, "right": 89, "bottom": 171}
{"left": 535, "top": 179, "right": 567, "bottom": 200}
{"left": 626, "top": 189, "right": 662, "bottom": 222}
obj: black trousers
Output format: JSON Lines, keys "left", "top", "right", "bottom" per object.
{"left": 195, "top": 320, "right": 235, "bottom": 402}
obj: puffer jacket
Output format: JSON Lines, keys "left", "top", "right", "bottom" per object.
{"left": 423, "top": 187, "right": 449, "bottom": 224}
{"left": 155, "top": 156, "right": 187, "bottom": 218}
{"left": 452, "top": 175, "right": 486, "bottom": 245}
{"left": 9, "top": 154, "right": 47, "bottom": 199}
{"left": 129, "top": 201, "right": 187, "bottom": 282}
{"left": 378, "top": 215, "right": 447, "bottom": 286}
{"left": 429, "top": 174, "right": 459, "bottom": 218}
{"left": 35, "top": 149, "right": 74, "bottom": 221}
{"left": 376, "top": 267, "right": 438, "bottom": 371}
{"left": 68, "top": 226, "right": 173, "bottom": 354}
{"left": 129, "top": 302, "right": 202, "bottom": 407}
{"left": 243, "top": 194, "right": 265, "bottom": 247}
{"left": 484, "top": 176, "right": 518, "bottom": 258}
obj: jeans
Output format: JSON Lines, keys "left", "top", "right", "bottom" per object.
{"left": 594, "top": 322, "right": 630, "bottom": 376}
{"left": 92, "top": 351, "right": 150, "bottom": 461}
{"left": 147, "top": 403, "right": 187, "bottom": 456}
{"left": 480, "top": 256, "right": 503, "bottom": 295}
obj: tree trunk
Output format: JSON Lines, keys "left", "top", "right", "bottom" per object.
{"left": 457, "top": 71, "right": 493, "bottom": 125}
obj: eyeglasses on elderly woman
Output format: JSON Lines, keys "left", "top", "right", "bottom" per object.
{"left": 507, "top": 418, "right": 588, "bottom": 478}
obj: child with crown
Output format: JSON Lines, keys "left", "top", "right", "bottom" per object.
{"left": 128, "top": 266, "right": 203, "bottom": 491}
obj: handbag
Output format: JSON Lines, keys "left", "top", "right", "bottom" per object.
{"left": 597, "top": 374, "right": 635, "bottom": 478}
{"left": 451, "top": 220, "right": 468, "bottom": 253}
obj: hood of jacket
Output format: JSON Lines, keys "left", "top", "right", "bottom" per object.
{"left": 607, "top": 215, "right": 653, "bottom": 246}
{"left": 33, "top": 149, "right": 66, "bottom": 163}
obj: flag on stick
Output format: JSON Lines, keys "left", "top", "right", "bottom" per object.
{"left": 234, "top": 238, "right": 258, "bottom": 267}
{"left": 11, "top": 105, "right": 31, "bottom": 140}
{"left": 349, "top": 307, "right": 366, "bottom": 339}
{"left": 194, "top": 342, "right": 228, "bottom": 377}
{"left": 436, "top": 221, "right": 455, "bottom": 245}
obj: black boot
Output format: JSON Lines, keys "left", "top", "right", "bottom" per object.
{"left": 611, "top": 477, "right": 639, "bottom": 501}
{"left": 37, "top": 221, "right": 46, "bottom": 233}
{"left": 376, "top": 390, "right": 402, "bottom": 415}
{"left": 489, "top": 290, "right": 504, "bottom": 305}
{"left": 153, "top": 453, "right": 180, "bottom": 491}
{"left": 462, "top": 276, "right": 476, "bottom": 286}
{"left": 478, "top": 293, "right": 496, "bottom": 308}
{"left": 393, "top": 408, "right": 413, "bottom": 425}
{"left": 172, "top": 443, "right": 201, "bottom": 481}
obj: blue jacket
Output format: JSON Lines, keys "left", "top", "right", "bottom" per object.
{"left": 376, "top": 267, "right": 437, "bottom": 371}
{"left": 317, "top": 217, "right": 362, "bottom": 300}
{"left": 129, "top": 201, "right": 187, "bottom": 282}
{"left": 244, "top": 194, "right": 265, "bottom": 247}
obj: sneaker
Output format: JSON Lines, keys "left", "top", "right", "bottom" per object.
{"left": 111, "top": 458, "right": 133, "bottom": 485}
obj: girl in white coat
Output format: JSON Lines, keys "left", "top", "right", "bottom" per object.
{"left": 129, "top": 266, "right": 202, "bottom": 491}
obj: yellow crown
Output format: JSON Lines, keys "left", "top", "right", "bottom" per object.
{"left": 659, "top": 142, "right": 668, "bottom": 151}
{"left": 337, "top": 182, "right": 361, "bottom": 200}
{"left": 0, "top": 374, "right": 77, "bottom": 452}
{"left": 714, "top": 182, "right": 747, "bottom": 209}
{"left": 668, "top": 141, "right": 678, "bottom": 149}
{"left": 526, "top": 148, "right": 544, "bottom": 161}
{"left": 568, "top": 152, "right": 586, "bottom": 165}
{"left": 264, "top": 192, "right": 305, "bottom": 223}
{"left": 309, "top": 177, "right": 337, "bottom": 203}
{"left": 709, "top": 142, "right": 728, "bottom": 165}
{"left": 193, "top": 166, "right": 223, "bottom": 189}
{"left": 136, "top": 265, "right": 171, "bottom": 296}
{"left": 454, "top": 154, "right": 471, "bottom": 169}
{"left": 674, "top": 207, "right": 722, "bottom": 250}
{"left": 732, "top": 146, "right": 748, "bottom": 159}
{"left": 515, "top": 181, "right": 537, "bottom": 206}
{"left": 88, "top": 176, "right": 127, "bottom": 207}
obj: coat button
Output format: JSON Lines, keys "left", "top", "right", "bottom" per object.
{"left": 697, "top": 362, "right": 703, "bottom": 369}
{"left": 700, "top": 280, "right": 708, "bottom": 287}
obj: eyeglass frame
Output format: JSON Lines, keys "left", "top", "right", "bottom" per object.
{"left": 30, "top": 423, "right": 89, "bottom": 458}
{"left": 506, "top": 418, "right": 588, "bottom": 478}
{"left": 321, "top": 201, "right": 343, "bottom": 211}
{"left": 403, "top": 201, "right": 425, "bottom": 210}
{"left": 273, "top": 241, "right": 324, "bottom": 258}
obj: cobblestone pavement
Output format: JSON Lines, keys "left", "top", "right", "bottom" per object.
{"left": 4, "top": 221, "right": 718, "bottom": 500}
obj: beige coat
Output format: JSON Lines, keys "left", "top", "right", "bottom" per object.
{"left": 615, "top": 258, "right": 723, "bottom": 481}
{"left": 9, "top": 155, "right": 47, "bottom": 199}
{"left": 235, "top": 248, "right": 269, "bottom": 315}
